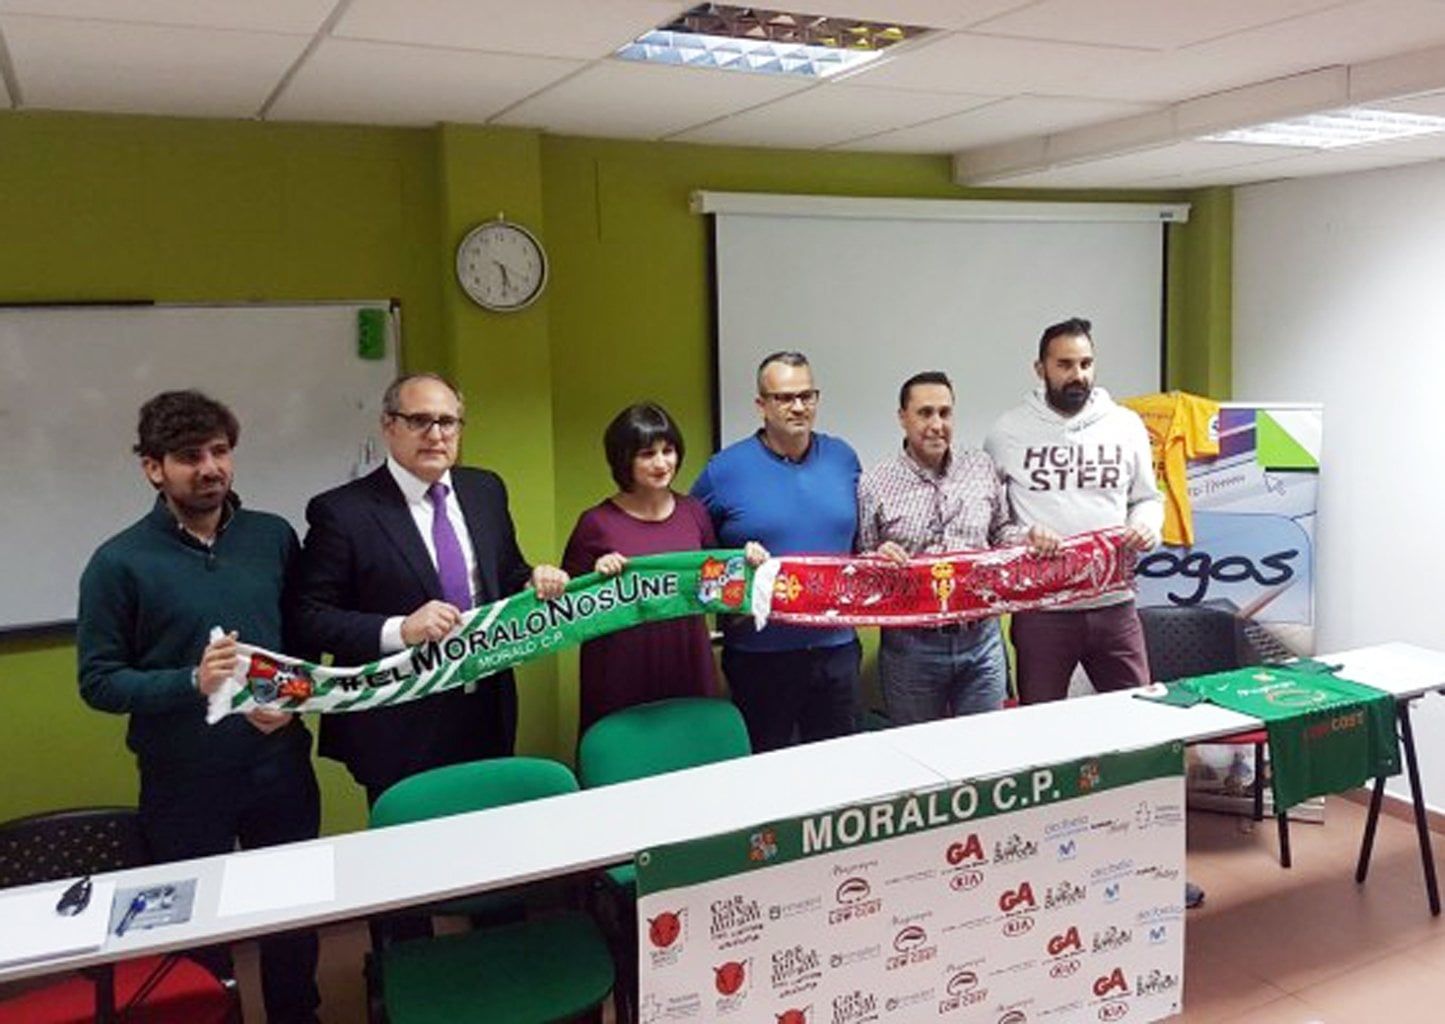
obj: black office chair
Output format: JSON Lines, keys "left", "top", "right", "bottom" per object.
{"left": 0, "top": 808, "right": 238, "bottom": 1024}
{"left": 1137, "top": 604, "right": 1293, "bottom": 867}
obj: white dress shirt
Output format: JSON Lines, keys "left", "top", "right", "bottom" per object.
{"left": 379, "top": 456, "right": 480, "bottom": 653}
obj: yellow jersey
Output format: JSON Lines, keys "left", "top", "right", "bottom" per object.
{"left": 1120, "top": 391, "right": 1219, "bottom": 546}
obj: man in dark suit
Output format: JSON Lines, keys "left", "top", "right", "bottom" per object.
{"left": 290, "top": 372, "right": 567, "bottom": 806}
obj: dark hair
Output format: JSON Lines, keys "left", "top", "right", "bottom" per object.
{"left": 133, "top": 390, "right": 239, "bottom": 460}
{"left": 755, "top": 350, "right": 810, "bottom": 393}
{"left": 604, "top": 402, "right": 686, "bottom": 491}
{"left": 1037, "top": 317, "right": 1093, "bottom": 362}
{"left": 898, "top": 370, "right": 953, "bottom": 410}
{"left": 382, "top": 372, "right": 464, "bottom": 415}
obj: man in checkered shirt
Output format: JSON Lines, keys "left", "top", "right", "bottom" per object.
{"left": 857, "top": 371, "right": 1034, "bottom": 724}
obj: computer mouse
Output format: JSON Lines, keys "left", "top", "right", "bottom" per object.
{"left": 55, "top": 875, "right": 92, "bottom": 917}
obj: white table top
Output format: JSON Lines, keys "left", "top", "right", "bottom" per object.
{"left": 4, "top": 641, "right": 1442, "bottom": 984}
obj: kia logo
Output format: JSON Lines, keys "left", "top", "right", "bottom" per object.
{"left": 1099, "top": 1003, "right": 1129, "bottom": 1021}
{"left": 1050, "top": 959, "right": 1081, "bottom": 979}
{"left": 949, "top": 870, "right": 983, "bottom": 891}
{"left": 1003, "top": 916, "right": 1034, "bottom": 937}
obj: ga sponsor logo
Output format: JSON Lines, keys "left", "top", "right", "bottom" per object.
{"left": 946, "top": 833, "right": 986, "bottom": 866}
{"left": 998, "top": 882, "right": 1037, "bottom": 914}
{"left": 1046, "top": 926, "right": 1083, "bottom": 957}
{"left": 1098, "top": 1001, "right": 1130, "bottom": 1022}
{"left": 1092, "top": 968, "right": 1129, "bottom": 999}
{"left": 776, "top": 1009, "right": 811, "bottom": 1024}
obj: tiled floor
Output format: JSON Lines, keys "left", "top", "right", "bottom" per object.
{"left": 231, "top": 796, "right": 1445, "bottom": 1023}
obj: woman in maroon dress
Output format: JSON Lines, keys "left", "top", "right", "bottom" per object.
{"left": 563, "top": 403, "right": 765, "bottom": 734}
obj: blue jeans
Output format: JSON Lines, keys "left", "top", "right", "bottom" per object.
{"left": 878, "top": 619, "right": 1009, "bottom": 725}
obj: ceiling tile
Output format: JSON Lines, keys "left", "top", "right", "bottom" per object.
{"left": 844, "top": 30, "right": 1166, "bottom": 100}
{"left": 1, "top": 14, "right": 307, "bottom": 117}
{"left": 982, "top": 140, "right": 1310, "bottom": 188}
{"left": 786, "top": 1, "right": 1038, "bottom": 31}
{"left": 1379, "top": 90, "right": 1445, "bottom": 117}
{"left": 1138, "top": 0, "right": 1445, "bottom": 102}
{"left": 0, "top": 0, "right": 333, "bottom": 34}
{"left": 336, "top": 0, "right": 686, "bottom": 60}
{"left": 269, "top": 38, "right": 582, "bottom": 126}
{"left": 845, "top": 95, "right": 1158, "bottom": 153}
{"left": 493, "top": 59, "right": 808, "bottom": 139}
{"left": 966, "top": 0, "right": 1343, "bottom": 51}
{"left": 670, "top": 81, "right": 992, "bottom": 148}
{"left": 1173, "top": 134, "right": 1445, "bottom": 184}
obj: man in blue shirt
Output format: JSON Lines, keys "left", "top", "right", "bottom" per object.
{"left": 693, "top": 351, "right": 862, "bottom": 751}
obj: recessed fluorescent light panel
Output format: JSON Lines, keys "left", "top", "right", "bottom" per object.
{"left": 616, "top": 3, "right": 931, "bottom": 79}
{"left": 1203, "top": 107, "right": 1445, "bottom": 149}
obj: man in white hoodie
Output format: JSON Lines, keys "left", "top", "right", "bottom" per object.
{"left": 984, "top": 316, "right": 1164, "bottom": 705}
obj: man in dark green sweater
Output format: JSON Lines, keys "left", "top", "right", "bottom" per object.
{"left": 77, "top": 390, "right": 320, "bottom": 1023}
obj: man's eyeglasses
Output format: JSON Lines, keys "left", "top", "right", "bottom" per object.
{"left": 762, "top": 389, "right": 821, "bottom": 408}
{"left": 388, "top": 412, "right": 465, "bottom": 436}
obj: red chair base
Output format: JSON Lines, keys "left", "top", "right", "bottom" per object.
{"left": 0, "top": 956, "right": 232, "bottom": 1024}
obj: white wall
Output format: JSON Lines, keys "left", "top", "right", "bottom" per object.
{"left": 714, "top": 211, "right": 1163, "bottom": 466}
{"left": 1234, "top": 159, "right": 1445, "bottom": 809}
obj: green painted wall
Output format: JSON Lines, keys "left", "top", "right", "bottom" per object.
{"left": 0, "top": 111, "right": 1232, "bottom": 837}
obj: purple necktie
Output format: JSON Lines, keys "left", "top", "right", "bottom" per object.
{"left": 427, "top": 482, "right": 472, "bottom": 609}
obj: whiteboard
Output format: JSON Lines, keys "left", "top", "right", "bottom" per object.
{"left": 0, "top": 303, "right": 399, "bottom": 631}
{"left": 711, "top": 205, "right": 1167, "bottom": 466}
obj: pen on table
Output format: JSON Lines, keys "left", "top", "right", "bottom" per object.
{"left": 115, "top": 892, "right": 147, "bottom": 937}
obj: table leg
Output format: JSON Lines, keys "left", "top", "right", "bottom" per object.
{"left": 90, "top": 963, "right": 116, "bottom": 1024}
{"left": 1356, "top": 775, "right": 1386, "bottom": 883}
{"left": 1397, "top": 701, "right": 1441, "bottom": 916}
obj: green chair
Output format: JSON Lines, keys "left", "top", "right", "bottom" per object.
{"left": 577, "top": 698, "right": 752, "bottom": 1022}
{"left": 366, "top": 758, "right": 614, "bottom": 1024}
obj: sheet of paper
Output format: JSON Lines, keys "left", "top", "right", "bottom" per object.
{"left": 216, "top": 844, "right": 335, "bottom": 918}
{"left": 0, "top": 879, "right": 116, "bottom": 967}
